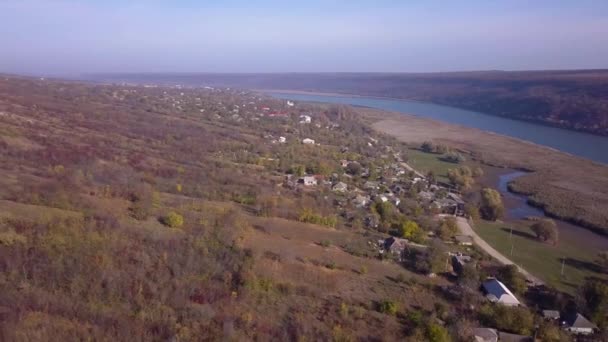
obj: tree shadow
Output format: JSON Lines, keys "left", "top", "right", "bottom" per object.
{"left": 563, "top": 257, "right": 603, "bottom": 274}
{"left": 500, "top": 227, "right": 536, "bottom": 240}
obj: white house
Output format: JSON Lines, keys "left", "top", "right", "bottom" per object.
{"left": 278, "top": 136, "right": 286, "bottom": 143}
{"left": 302, "top": 138, "right": 315, "bottom": 145}
{"left": 562, "top": 313, "right": 597, "bottom": 335}
{"left": 299, "top": 176, "right": 317, "bottom": 186}
{"left": 299, "top": 115, "right": 312, "bottom": 124}
{"left": 287, "top": 100, "right": 295, "bottom": 107}
{"left": 482, "top": 278, "right": 521, "bottom": 306}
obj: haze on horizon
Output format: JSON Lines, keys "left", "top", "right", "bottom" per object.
{"left": 1, "top": 0, "right": 608, "bottom": 76}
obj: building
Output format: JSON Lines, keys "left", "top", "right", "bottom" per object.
{"left": 352, "top": 194, "right": 370, "bottom": 208}
{"left": 384, "top": 237, "right": 409, "bottom": 256}
{"left": 332, "top": 182, "right": 348, "bottom": 193}
{"left": 454, "top": 235, "right": 474, "bottom": 246}
{"left": 299, "top": 115, "right": 312, "bottom": 124}
{"left": 302, "top": 138, "right": 315, "bottom": 145}
{"left": 482, "top": 278, "right": 521, "bottom": 306}
{"left": 497, "top": 332, "right": 533, "bottom": 342}
{"left": 298, "top": 176, "right": 317, "bottom": 186}
{"left": 473, "top": 328, "right": 498, "bottom": 342}
{"left": 278, "top": 136, "right": 286, "bottom": 143}
{"left": 452, "top": 254, "right": 472, "bottom": 274}
{"left": 542, "top": 310, "right": 560, "bottom": 320}
{"left": 562, "top": 313, "right": 597, "bottom": 335}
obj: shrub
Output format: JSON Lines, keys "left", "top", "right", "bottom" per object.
{"left": 378, "top": 300, "right": 398, "bottom": 316}
{"left": 161, "top": 211, "right": 184, "bottom": 228}
{"left": 426, "top": 323, "right": 451, "bottom": 342}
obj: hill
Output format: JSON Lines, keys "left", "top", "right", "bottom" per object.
{"left": 92, "top": 70, "right": 608, "bottom": 135}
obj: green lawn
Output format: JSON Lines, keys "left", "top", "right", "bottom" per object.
{"left": 473, "top": 219, "right": 606, "bottom": 293}
{"left": 406, "top": 149, "right": 457, "bottom": 182}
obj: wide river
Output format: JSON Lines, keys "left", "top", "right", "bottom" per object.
{"left": 268, "top": 92, "right": 608, "bottom": 165}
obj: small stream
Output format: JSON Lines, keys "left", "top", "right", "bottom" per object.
{"left": 498, "top": 171, "right": 608, "bottom": 251}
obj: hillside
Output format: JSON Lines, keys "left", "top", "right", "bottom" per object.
{"left": 92, "top": 70, "right": 608, "bottom": 135}
{"left": 1, "top": 76, "right": 606, "bottom": 341}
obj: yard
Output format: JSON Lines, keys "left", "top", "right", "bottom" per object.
{"left": 473, "top": 219, "right": 606, "bottom": 293}
{"left": 406, "top": 148, "right": 479, "bottom": 183}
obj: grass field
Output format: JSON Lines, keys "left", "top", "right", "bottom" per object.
{"left": 473, "top": 219, "right": 606, "bottom": 293}
{"left": 406, "top": 148, "right": 456, "bottom": 182}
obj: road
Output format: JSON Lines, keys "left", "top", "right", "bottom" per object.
{"left": 455, "top": 217, "right": 544, "bottom": 286}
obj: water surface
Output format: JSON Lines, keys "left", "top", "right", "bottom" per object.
{"left": 269, "top": 92, "right": 608, "bottom": 164}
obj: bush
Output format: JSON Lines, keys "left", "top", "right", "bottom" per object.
{"left": 378, "top": 300, "right": 398, "bottom": 315}
{"left": 479, "top": 304, "right": 535, "bottom": 335}
{"left": 161, "top": 211, "right": 184, "bottom": 228}
{"left": 425, "top": 323, "right": 451, "bottom": 342}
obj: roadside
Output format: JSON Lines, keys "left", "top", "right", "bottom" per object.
{"left": 455, "top": 217, "right": 544, "bottom": 286}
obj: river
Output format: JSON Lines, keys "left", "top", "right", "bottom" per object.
{"left": 270, "top": 91, "right": 608, "bottom": 250}
{"left": 268, "top": 92, "right": 608, "bottom": 165}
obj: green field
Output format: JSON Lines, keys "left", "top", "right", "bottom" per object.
{"left": 473, "top": 219, "right": 606, "bottom": 293}
{"left": 406, "top": 149, "right": 457, "bottom": 182}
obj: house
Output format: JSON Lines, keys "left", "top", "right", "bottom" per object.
{"left": 454, "top": 235, "right": 474, "bottom": 246}
{"left": 286, "top": 100, "right": 295, "bottom": 107}
{"left": 482, "top": 278, "right": 521, "bottom": 306}
{"left": 473, "top": 328, "right": 498, "bottom": 342}
{"left": 452, "top": 254, "right": 472, "bottom": 274}
{"left": 340, "top": 159, "right": 349, "bottom": 168}
{"left": 418, "top": 191, "right": 435, "bottom": 202}
{"left": 299, "top": 115, "right": 312, "bottom": 124}
{"left": 298, "top": 176, "right": 317, "bottom": 186}
{"left": 352, "top": 194, "right": 370, "bottom": 208}
{"left": 364, "top": 215, "right": 379, "bottom": 228}
{"left": 384, "top": 237, "right": 409, "bottom": 255}
{"left": 332, "top": 182, "right": 348, "bottom": 193}
{"left": 542, "top": 310, "right": 560, "bottom": 320}
{"left": 363, "top": 181, "right": 379, "bottom": 190}
{"left": 278, "top": 136, "right": 286, "bottom": 143}
{"left": 497, "top": 332, "right": 533, "bottom": 342}
{"left": 562, "top": 312, "right": 597, "bottom": 335}
{"left": 302, "top": 138, "right": 315, "bottom": 145}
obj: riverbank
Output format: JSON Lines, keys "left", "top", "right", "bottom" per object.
{"left": 360, "top": 108, "right": 608, "bottom": 236}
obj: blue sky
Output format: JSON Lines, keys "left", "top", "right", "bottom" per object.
{"left": 1, "top": 0, "right": 607, "bottom": 75}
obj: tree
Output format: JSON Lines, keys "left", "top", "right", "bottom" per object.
{"left": 497, "top": 265, "right": 527, "bottom": 295}
{"left": 448, "top": 167, "right": 474, "bottom": 190}
{"left": 578, "top": 279, "right": 608, "bottom": 329}
{"left": 457, "top": 262, "right": 480, "bottom": 289}
{"left": 530, "top": 219, "right": 558, "bottom": 245}
{"left": 464, "top": 204, "right": 480, "bottom": 220}
{"left": 479, "top": 188, "right": 504, "bottom": 221}
{"left": 346, "top": 162, "right": 362, "bottom": 175}
{"left": 414, "top": 240, "right": 447, "bottom": 274}
{"left": 421, "top": 141, "right": 435, "bottom": 153}
{"left": 425, "top": 323, "right": 451, "bottom": 342}
{"left": 400, "top": 220, "right": 421, "bottom": 240}
{"left": 438, "top": 217, "right": 458, "bottom": 240}
{"left": 479, "top": 304, "right": 535, "bottom": 336}
{"left": 443, "top": 151, "right": 465, "bottom": 164}
{"left": 161, "top": 211, "right": 184, "bottom": 228}
{"left": 472, "top": 166, "right": 484, "bottom": 178}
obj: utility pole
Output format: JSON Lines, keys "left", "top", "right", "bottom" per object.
{"left": 510, "top": 244, "right": 514, "bottom": 257}
{"left": 561, "top": 257, "right": 565, "bottom": 277}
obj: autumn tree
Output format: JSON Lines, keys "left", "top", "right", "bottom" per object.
{"left": 530, "top": 219, "right": 558, "bottom": 245}
{"left": 479, "top": 188, "right": 504, "bottom": 221}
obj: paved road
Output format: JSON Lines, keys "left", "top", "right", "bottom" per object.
{"left": 455, "top": 217, "right": 544, "bottom": 286}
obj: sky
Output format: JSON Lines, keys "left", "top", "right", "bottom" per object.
{"left": 1, "top": 0, "right": 607, "bottom": 75}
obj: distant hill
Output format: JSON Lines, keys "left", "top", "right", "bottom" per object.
{"left": 91, "top": 70, "right": 608, "bottom": 135}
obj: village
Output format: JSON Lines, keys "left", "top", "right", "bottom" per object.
{"left": 149, "top": 85, "right": 601, "bottom": 340}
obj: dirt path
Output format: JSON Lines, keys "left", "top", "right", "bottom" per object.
{"left": 455, "top": 217, "right": 544, "bottom": 286}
